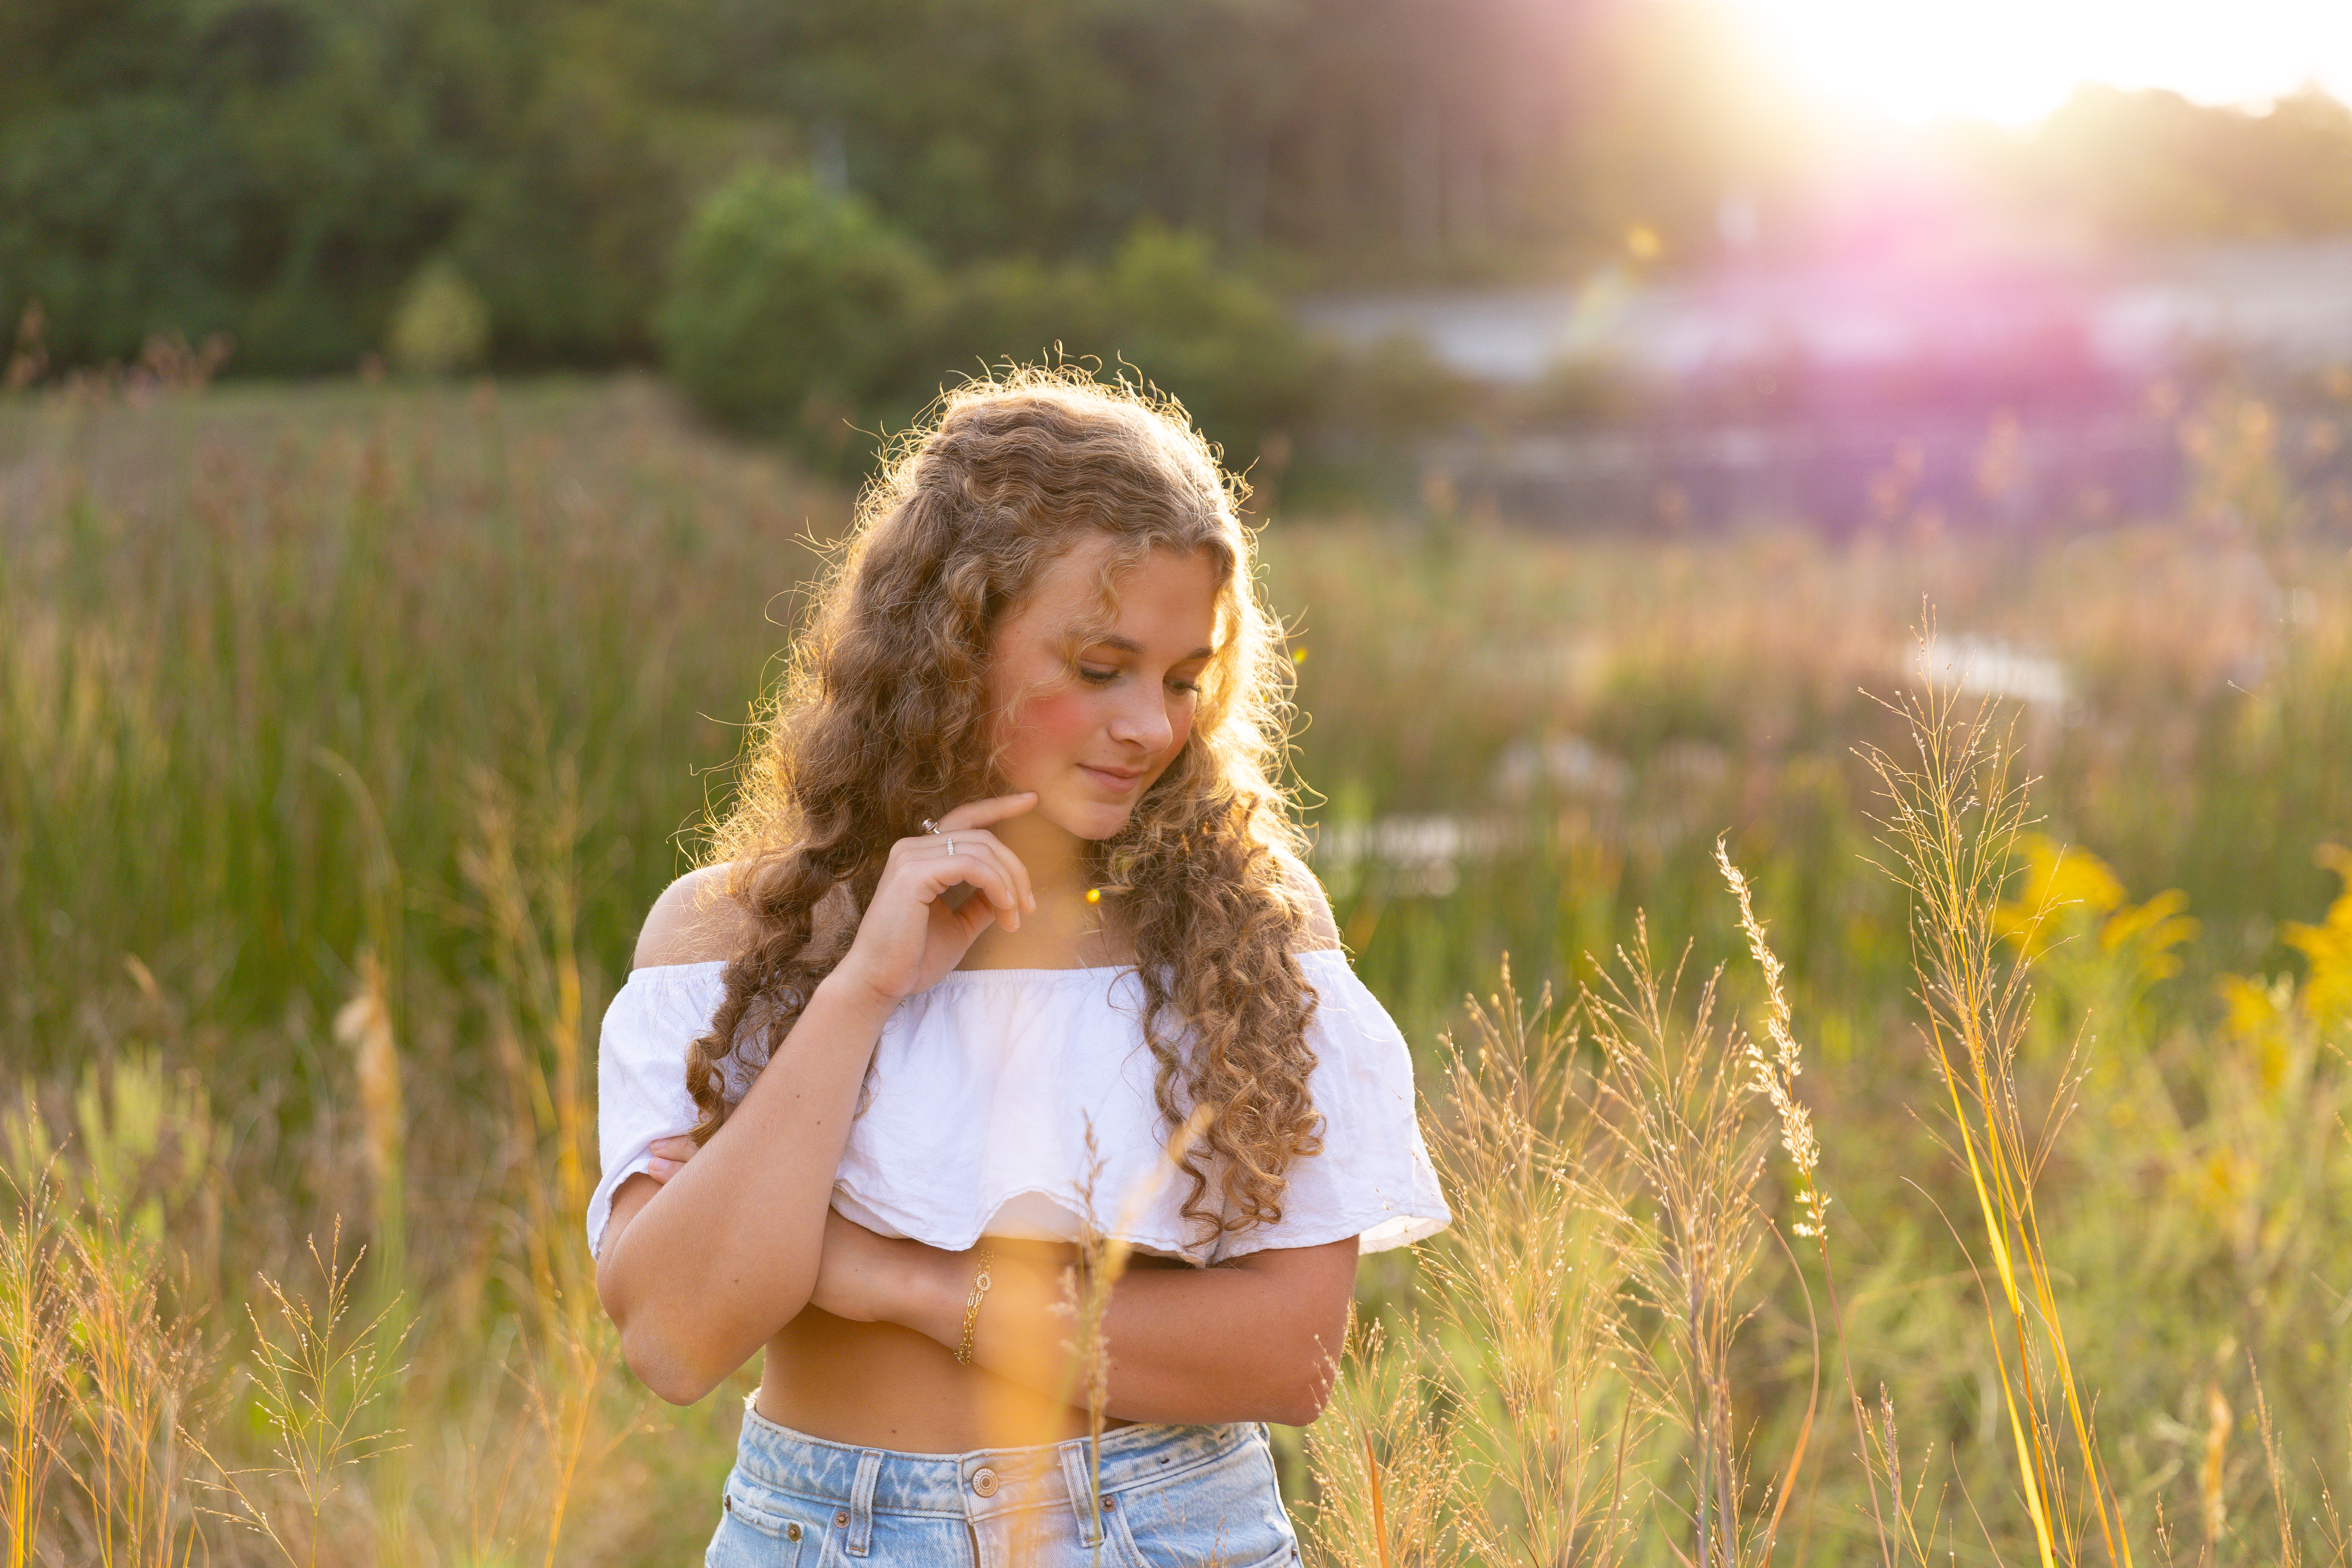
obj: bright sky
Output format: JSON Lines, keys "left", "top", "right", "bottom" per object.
{"left": 1726, "top": 0, "right": 2352, "bottom": 126}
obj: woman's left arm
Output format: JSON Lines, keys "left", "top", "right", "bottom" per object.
{"left": 879, "top": 1230, "right": 1359, "bottom": 1427}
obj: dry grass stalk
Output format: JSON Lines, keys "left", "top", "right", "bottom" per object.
{"left": 1305, "top": 959, "right": 1641, "bottom": 1568}
{"left": 1, "top": 1166, "right": 70, "bottom": 1568}
{"left": 1859, "top": 657, "right": 2133, "bottom": 1568}
{"left": 1062, "top": 1124, "right": 1126, "bottom": 1477}
{"left": 2251, "top": 1367, "right": 2299, "bottom": 1568}
{"left": 463, "top": 767, "right": 649, "bottom": 1568}
{"left": 197, "top": 1221, "right": 405, "bottom": 1568}
{"left": 2200, "top": 1381, "right": 2232, "bottom": 1557}
{"left": 509, "top": 1316, "right": 635, "bottom": 1568}
{"left": 2301, "top": 1378, "right": 2352, "bottom": 1568}
{"left": 1307, "top": 939, "right": 1806, "bottom": 1568}
{"left": 1428, "top": 964, "right": 1638, "bottom": 1568}
{"left": 334, "top": 952, "right": 406, "bottom": 1294}
{"left": 1304, "top": 1318, "right": 1462, "bottom": 1568}
{"left": 1581, "top": 920, "right": 1777, "bottom": 1568}
{"left": 462, "top": 766, "right": 592, "bottom": 1237}
{"left": 1859, "top": 1386, "right": 1946, "bottom": 1568}
{"left": 1712, "top": 845, "right": 1824, "bottom": 1242}
{"left": 1717, "top": 841, "right": 1902, "bottom": 1568}
{"left": 0, "top": 1102, "right": 208, "bottom": 1568}
{"left": 56, "top": 1213, "right": 206, "bottom": 1568}
{"left": 1041, "top": 1105, "right": 1216, "bottom": 1566}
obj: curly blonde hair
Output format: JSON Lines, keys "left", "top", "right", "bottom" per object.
{"left": 687, "top": 368, "right": 1325, "bottom": 1247}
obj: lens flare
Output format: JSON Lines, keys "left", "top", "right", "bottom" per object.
{"left": 1727, "top": 0, "right": 2352, "bottom": 125}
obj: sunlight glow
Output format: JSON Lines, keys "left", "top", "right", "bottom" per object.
{"left": 1726, "top": 0, "right": 2352, "bottom": 125}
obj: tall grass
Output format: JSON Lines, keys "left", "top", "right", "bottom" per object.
{"left": 1859, "top": 676, "right": 2129, "bottom": 1568}
{"left": 6, "top": 375, "right": 2352, "bottom": 1563}
{"left": 1299, "top": 655, "right": 2340, "bottom": 1568}
{"left": 3, "top": 376, "right": 803, "bottom": 1564}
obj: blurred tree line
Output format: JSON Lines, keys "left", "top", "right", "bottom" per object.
{"left": 5, "top": 0, "right": 2352, "bottom": 461}
{"left": 2014, "top": 84, "right": 2352, "bottom": 243}
{"left": 0, "top": 0, "right": 1627, "bottom": 376}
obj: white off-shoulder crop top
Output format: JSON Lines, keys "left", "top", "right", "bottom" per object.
{"left": 588, "top": 947, "right": 1451, "bottom": 1265}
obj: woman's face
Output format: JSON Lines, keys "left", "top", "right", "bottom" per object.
{"left": 986, "top": 536, "right": 1222, "bottom": 843}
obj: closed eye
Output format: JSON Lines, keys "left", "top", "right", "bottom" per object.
{"left": 1078, "top": 665, "right": 1119, "bottom": 685}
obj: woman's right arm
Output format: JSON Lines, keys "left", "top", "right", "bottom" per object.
{"left": 595, "top": 949, "right": 898, "bottom": 1404}
{"left": 591, "top": 794, "right": 1037, "bottom": 1406}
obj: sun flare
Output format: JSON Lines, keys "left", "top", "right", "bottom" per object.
{"left": 1727, "top": 0, "right": 2352, "bottom": 125}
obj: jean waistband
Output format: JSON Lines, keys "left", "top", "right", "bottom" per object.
{"left": 732, "top": 1399, "right": 1256, "bottom": 1522}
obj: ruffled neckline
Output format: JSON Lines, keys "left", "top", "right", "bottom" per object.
{"left": 588, "top": 942, "right": 1447, "bottom": 1263}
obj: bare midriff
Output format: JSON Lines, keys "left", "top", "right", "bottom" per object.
{"left": 751, "top": 1237, "right": 1194, "bottom": 1452}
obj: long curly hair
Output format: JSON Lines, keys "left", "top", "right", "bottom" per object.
{"left": 686, "top": 367, "right": 1324, "bottom": 1248}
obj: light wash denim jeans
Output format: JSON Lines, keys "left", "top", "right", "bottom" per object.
{"left": 704, "top": 1402, "right": 1301, "bottom": 1568}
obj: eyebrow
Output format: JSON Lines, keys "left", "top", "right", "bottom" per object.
{"left": 1084, "top": 634, "right": 1215, "bottom": 662}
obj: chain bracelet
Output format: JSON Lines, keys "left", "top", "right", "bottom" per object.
{"left": 953, "top": 1246, "right": 994, "bottom": 1366}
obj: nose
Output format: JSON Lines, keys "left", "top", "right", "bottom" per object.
{"left": 1107, "top": 683, "right": 1176, "bottom": 754}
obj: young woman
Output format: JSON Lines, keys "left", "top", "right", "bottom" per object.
{"left": 590, "top": 371, "right": 1448, "bottom": 1567}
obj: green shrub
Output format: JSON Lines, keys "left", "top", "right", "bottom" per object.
{"left": 386, "top": 261, "right": 491, "bottom": 377}
{"left": 917, "top": 229, "right": 1331, "bottom": 471}
{"left": 661, "top": 170, "right": 1329, "bottom": 475}
{"left": 1088, "top": 226, "right": 1327, "bottom": 470}
{"left": 657, "top": 164, "right": 942, "bottom": 457}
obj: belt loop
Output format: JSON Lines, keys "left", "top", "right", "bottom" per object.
{"left": 1059, "top": 1441, "right": 1105, "bottom": 1549}
{"left": 846, "top": 1448, "right": 883, "bottom": 1557}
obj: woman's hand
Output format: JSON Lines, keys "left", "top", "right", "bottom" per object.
{"left": 806, "top": 1210, "right": 950, "bottom": 1325}
{"left": 643, "top": 1133, "right": 699, "bottom": 1184}
{"left": 827, "top": 793, "right": 1039, "bottom": 1008}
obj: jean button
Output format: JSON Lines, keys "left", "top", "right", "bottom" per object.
{"left": 835, "top": 1510, "right": 850, "bottom": 1527}
{"left": 971, "top": 1467, "right": 999, "bottom": 1498}
{"left": 787, "top": 1523, "right": 802, "bottom": 1541}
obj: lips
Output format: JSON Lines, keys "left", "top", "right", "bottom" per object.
{"left": 1078, "top": 763, "right": 1145, "bottom": 791}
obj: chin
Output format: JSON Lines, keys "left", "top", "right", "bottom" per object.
{"left": 1043, "top": 797, "right": 1139, "bottom": 842}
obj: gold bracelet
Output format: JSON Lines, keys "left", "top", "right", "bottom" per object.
{"left": 953, "top": 1246, "right": 994, "bottom": 1366}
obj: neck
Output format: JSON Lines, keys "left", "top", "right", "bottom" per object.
{"left": 957, "top": 808, "right": 1127, "bottom": 970}
{"left": 992, "top": 808, "right": 1096, "bottom": 899}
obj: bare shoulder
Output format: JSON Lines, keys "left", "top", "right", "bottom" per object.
{"left": 1268, "top": 845, "right": 1341, "bottom": 952}
{"left": 631, "top": 862, "right": 858, "bottom": 970}
{"left": 631, "top": 864, "right": 748, "bottom": 969}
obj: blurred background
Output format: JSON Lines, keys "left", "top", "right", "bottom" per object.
{"left": 9, "top": 3, "right": 2352, "bottom": 1564}
{"left": 7, "top": 0, "right": 2352, "bottom": 509}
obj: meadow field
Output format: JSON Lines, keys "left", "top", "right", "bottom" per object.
{"left": 7, "top": 371, "right": 2352, "bottom": 1567}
